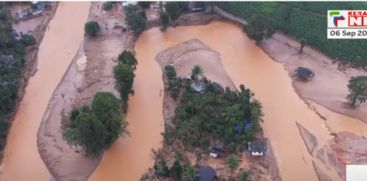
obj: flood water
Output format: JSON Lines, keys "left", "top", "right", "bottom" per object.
{"left": 0, "top": 2, "right": 90, "bottom": 180}
{"left": 92, "top": 21, "right": 367, "bottom": 180}
{"left": 2, "top": 7, "right": 367, "bottom": 180}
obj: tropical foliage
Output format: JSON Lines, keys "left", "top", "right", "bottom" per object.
{"left": 163, "top": 66, "right": 263, "bottom": 152}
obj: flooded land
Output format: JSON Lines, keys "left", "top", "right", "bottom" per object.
{"left": 1, "top": 2, "right": 366, "bottom": 181}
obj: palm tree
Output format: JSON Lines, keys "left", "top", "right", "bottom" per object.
{"left": 191, "top": 65, "right": 204, "bottom": 80}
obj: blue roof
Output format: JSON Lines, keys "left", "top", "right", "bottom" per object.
{"left": 235, "top": 118, "right": 253, "bottom": 134}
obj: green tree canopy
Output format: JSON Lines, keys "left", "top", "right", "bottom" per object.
{"left": 125, "top": 11, "right": 147, "bottom": 35}
{"left": 84, "top": 21, "right": 101, "bottom": 37}
{"left": 165, "top": 2, "right": 181, "bottom": 21}
{"left": 102, "top": 2, "right": 113, "bottom": 11}
{"left": 170, "top": 160, "right": 183, "bottom": 179}
{"left": 118, "top": 50, "right": 138, "bottom": 70}
{"left": 113, "top": 63, "right": 135, "bottom": 103}
{"left": 64, "top": 92, "right": 127, "bottom": 157}
{"left": 347, "top": 76, "right": 367, "bottom": 107}
{"left": 243, "top": 15, "right": 273, "bottom": 43}
{"left": 64, "top": 109, "right": 107, "bottom": 157}
{"left": 164, "top": 64, "right": 176, "bottom": 80}
{"left": 159, "top": 11, "right": 170, "bottom": 32}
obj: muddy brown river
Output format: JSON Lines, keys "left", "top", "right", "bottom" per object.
{"left": 1, "top": 5, "right": 367, "bottom": 180}
{"left": 91, "top": 21, "right": 367, "bottom": 180}
{"left": 0, "top": 2, "right": 90, "bottom": 181}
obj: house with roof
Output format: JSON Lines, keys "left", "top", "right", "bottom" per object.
{"left": 248, "top": 139, "right": 266, "bottom": 156}
{"left": 195, "top": 166, "right": 217, "bottom": 181}
{"left": 191, "top": 81, "right": 206, "bottom": 93}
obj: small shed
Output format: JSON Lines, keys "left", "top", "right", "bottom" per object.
{"left": 248, "top": 140, "right": 266, "bottom": 156}
{"left": 295, "top": 67, "right": 314, "bottom": 81}
{"left": 195, "top": 167, "right": 217, "bottom": 181}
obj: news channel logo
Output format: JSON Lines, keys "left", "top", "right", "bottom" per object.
{"left": 327, "top": 10, "right": 367, "bottom": 39}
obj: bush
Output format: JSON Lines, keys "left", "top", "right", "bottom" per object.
{"left": 84, "top": 21, "right": 101, "bottom": 37}
{"left": 20, "top": 34, "right": 36, "bottom": 46}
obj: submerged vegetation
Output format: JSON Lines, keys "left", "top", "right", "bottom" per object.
{"left": 217, "top": 2, "right": 367, "bottom": 67}
{"left": 164, "top": 65, "right": 263, "bottom": 152}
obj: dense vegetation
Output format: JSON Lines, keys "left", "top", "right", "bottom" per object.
{"left": 217, "top": 2, "right": 367, "bottom": 67}
{"left": 64, "top": 92, "right": 127, "bottom": 157}
{"left": 84, "top": 21, "right": 100, "bottom": 37}
{"left": 0, "top": 4, "right": 34, "bottom": 152}
{"left": 347, "top": 76, "right": 367, "bottom": 107}
{"left": 124, "top": 4, "right": 147, "bottom": 35}
{"left": 163, "top": 65, "right": 263, "bottom": 152}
